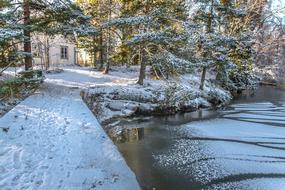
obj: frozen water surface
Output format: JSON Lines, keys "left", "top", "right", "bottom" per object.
{"left": 112, "top": 86, "right": 285, "bottom": 190}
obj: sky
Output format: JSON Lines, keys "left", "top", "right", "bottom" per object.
{"left": 271, "top": 0, "right": 285, "bottom": 19}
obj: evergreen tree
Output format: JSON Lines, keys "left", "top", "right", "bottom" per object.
{"left": 186, "top": 0, "right": 253, "bottom": 90}
{"left": 76, "top": 0, "right": 120, "bottom": 70}
{"left": 103, "top": 0, "right": 188, "bottom": 84}
{"left": 1, "top": 0, "right": 95, "bottom": 70}
{"left": 0, "top": 0, "right": 25, "bottom": 70}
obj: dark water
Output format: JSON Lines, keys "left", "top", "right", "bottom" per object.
{"left": 110, "top": 86, "right": 285, "bottom": 190}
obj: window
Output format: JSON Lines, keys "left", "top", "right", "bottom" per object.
{"left": 60, "top": 46, "right": 68, "bottom": 59}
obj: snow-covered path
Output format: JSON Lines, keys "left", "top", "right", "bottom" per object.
{"left": 0, "top": 67, "right": 140, "bottom": 190}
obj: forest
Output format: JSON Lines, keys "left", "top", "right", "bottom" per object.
{"left": 1, "top": 0, "right": 284, "bottom": 89}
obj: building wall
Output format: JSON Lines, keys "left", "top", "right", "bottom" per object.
{"left": 31, "top": 35, "right": 76, "bottom": 67}
{"left": 48, "top": 36, "right": 76, "bottom": 65}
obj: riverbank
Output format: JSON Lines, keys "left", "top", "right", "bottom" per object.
{"left": 254, "top": 64, "right": 285, "bottom": 87}
{"left": 82, "top": 67, "right": 232, "bottom": 127}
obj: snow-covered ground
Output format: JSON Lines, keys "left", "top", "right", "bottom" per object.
{"left": 82, "top": 68, "right": 231, "bottom": 125}
{"left": 45, "top": 66, "right": 138, "bottom": 89}
{"left": 0, "top": 66, "right": 140, "bottom": 190}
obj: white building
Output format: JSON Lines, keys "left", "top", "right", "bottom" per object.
{"left": 31, "top": 34, "right": 90, "bottom": 68}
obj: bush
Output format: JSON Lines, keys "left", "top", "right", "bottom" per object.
{"left": 0, "top": 70, "right": 44, "bottom": 99}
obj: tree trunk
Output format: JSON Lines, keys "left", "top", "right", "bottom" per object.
{"left": 200, "top": 0, "right": 213, "bottom": 90}
{"left": 103, "top": 33, "right": 110, "bottom": 74}
{"left": 103, "top": 35, "right": 110, "bottom": 74}
{"left": 98, "top": 32, "right": 104, "bottom": 71}
{"left": 103, "top": 0, "right": 112, "bottom": 74}
{"left": 23, "top": 0, "right": 32, "bottom": 70}
{"left": 121, "top": 1, "right": 129, "bottom": 67}
{"left": 103, "top": 61, "right": 110, "bottom": 74}
{"left": 137, "top": 1, "right": 150, "bottom": 85}
{"left": 122, "top": 28, "right": 130, "bottom": 67}
{"left": 45, "top": 37, "right": 50, "bottom": 70}
{"left": 92, "top": 35, "right": 97, "bottom": 67}
{"left": 199, "top": 67, "right": 207, "bottom": 90}
{"left": 137, "top": 45, "right": 146, "bottom": 85}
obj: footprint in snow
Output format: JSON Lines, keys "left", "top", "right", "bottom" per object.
{"left": 1, "top": 127, "right": 9, "bottom": 133}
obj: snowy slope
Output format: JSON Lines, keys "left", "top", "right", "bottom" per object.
{"left": 0, "top": 67, "right": 140, "bottom": 190}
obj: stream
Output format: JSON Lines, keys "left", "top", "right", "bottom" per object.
{"left": 110, "top": 86, "right": 285, "bottom": 190}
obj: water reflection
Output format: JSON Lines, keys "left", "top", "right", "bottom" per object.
{"left": 110, "top": 109, "right": 220, "bottom": 144}
{"left": 232, "top": 85, "right": 285, "bottom": 104}
{"left": 111, "top": 128, "right": 145, "bottom": 143}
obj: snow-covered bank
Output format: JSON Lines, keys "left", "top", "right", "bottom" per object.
{"left": 82, "top": 70, "right": 232, "bottom": 126}
{"left": 254, "top": 64, "right": 285, "bottom": 86}
{"left": 0, "top": 68, "right": 140, "bottom": 190}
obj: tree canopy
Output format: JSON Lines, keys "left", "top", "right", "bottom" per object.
{"left": 1, "top": 0, "right": 283, "bottom": 89}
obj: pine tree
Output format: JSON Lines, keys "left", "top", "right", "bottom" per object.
{"left": 23, "top": 0, "right": 32, "bottom": 70}
{"left": 103, "top": 0, "right": 188, "bottom": 84}
{"left": 0, "top": 1, "right": 25, "bottom": 71}
{"left": 76, "top": 0, "right": 119, "bottom": 70}
{"left": 186, "top": 0, "right": 253, "bottom": 90}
